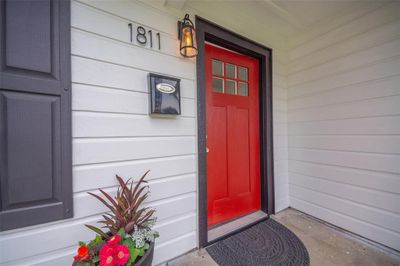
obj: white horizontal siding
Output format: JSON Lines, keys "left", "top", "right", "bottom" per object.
{"left": 289, "top": 116, "right": 400, "bottom": 136}
{"left": 73, "top": 176, "right": 196, "bottom": 218}
{"left": 2, "top": 217, "right": 197, "bottom": 266}
{"left": 289, "top": 96, "right": 400, "bottom": 122}
{"left": 289, "top": 38, "right": 400, "bottom": 87}
{"left": 289, "top": 2, "right": 400, "bottom": 61}
{"left": 73, "top": 113, "right": 196, "bottom": 138}
{"left": 0, "top": 1, "right": 199, "bottom": 265}
{"left": 71, "top": 1, "right": 181, "bottom": 58}
{"left": 0, "top": 0, "right": 289, "bottom": 265}
{"left": 289, "top": 19, "right": 400, "bottom": 74}
{"left": 0, "top": 194, "right": 196, "bottom": 264}
{"left": 72, "top": 56, "right": 196, "bottom": 99}
{"left": 289, "top": 148, "right": 400, "bottom": 174}
{"left": 154, "top": 232, "right": 197, "bottom": 265}
{"left": 73, "top": 155, "right": 196, "bottom": 192}
{"left": 290, "top": 173, "right": 400, "bottom": 215}
{"left": 76, "top": 0, "right": 178, "bottom": 36}
{"left": 289, "top": 56, "right": 400, "bottom": 98}
{"left": 74, "top": 137, "right": 196, "bottom": 165}
{"left": 288, "top": 2, "right": 400, "bottom": 251}
{"left": 289, "top": 135, "right": 400, "bottom": 154}
{"left": 288, "top": 74, "right": 400, "bottom": 110}
{"left": 289, "top": 2, "right": 383, "bottom": 49}
{"left": 290, "top": 185, "right": 400, "bottom": 234}
{"left": 71, "top": 29, "right": 194, "bottom": 80}
{"left": 289, "top": 160, "right": 400, "bottom": 194}
{"left": 72, "top": 83, "right": 196, "bottom": 116}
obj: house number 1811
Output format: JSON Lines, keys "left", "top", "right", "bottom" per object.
{"left": 128, "top": 23, "right": 161, "bottom": 50}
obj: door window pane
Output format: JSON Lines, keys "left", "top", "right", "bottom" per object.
{"left": 212, "top": 60, "right": 224, "bottom": 76}
{"left": 226, "top": 63, "right": 236, "bottom": 79}
{"left": 238, "top": 66, "right": 248, "bottom": 81}
{"left": 238, "top": 82, "right": 248, "bottom": 96}
{"left": 212, "top": 77, "right": 224, "bottom": 93}
{"left": 225, "top": 80, "right": 236, "bottom": 95}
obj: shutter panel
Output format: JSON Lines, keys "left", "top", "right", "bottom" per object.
{"left": 0, "top": 0, "right": 72, "bottom": 231}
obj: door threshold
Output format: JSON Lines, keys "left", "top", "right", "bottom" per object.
{"left": 207, "top": 210, "right": 268, "bottom": 243}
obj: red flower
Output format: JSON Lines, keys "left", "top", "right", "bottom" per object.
{"left": 100, "top": 244, "right": 116, "bottom": 266}
{"left": 114, "top": 244, "right": 130, "bottom": 265}
{"left": 78, "top": 245, "right": 89, "bottom": 258}
{"left": 107, "top": 234, "right": 121, "bottom": 246}
{"left": 74, "top": 245, "right": 89, "bottom": 261}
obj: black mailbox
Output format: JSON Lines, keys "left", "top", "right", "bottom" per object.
{"left": 148, "top": 73, "right": 181, "bottom": 115}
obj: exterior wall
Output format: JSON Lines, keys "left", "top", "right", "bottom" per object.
{"left": 287, "top": 2, "right": 400, "bottom": 251}
{"left": 0, "top": 1, "right": 288, "bottom": 265}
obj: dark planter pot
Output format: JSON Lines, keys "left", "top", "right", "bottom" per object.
{"left": 135, "top": 241, "right": 155, "bottom": 266}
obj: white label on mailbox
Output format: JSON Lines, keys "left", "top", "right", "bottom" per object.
{"left": 156, "top": 83, "right": 176, "bottom": 94}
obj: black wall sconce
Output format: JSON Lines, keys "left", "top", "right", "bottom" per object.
{"left": 178, "top": 14, "right": 198, "bottom": 58}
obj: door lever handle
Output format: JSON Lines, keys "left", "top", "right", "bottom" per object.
{"left": 206, "top": 147, "right": 210, "bottom": 153}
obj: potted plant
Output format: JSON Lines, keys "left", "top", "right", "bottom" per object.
{"left": 72, "top": 171, "right": 159, "bottom": 266}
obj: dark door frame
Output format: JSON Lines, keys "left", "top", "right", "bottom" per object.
{"left": 196, "top": 16, "right": 274, "bottom": 247}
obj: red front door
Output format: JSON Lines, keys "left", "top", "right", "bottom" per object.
{"left": 206, "top": 44, "right": 261, "bottom": 226}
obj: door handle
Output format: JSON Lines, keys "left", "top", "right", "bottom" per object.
{"left": 206, "top": 147, "right": 210, "bottom": 153}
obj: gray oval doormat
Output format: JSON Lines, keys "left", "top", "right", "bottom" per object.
{"left": 206, "top": 219, "right": 310, "bottom": 266}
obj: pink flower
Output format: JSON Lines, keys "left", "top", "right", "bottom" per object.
{"left": 114, "top": 244, "right": 130, "bottom": 266}
{"left": 100, "top": 244, "right": 115, "bottom": 266}
{"left": 107, "top": 234, "right": 121, "bottom": 246}
{"left": 100, "top": 241, "right": 130, "bottom": 266}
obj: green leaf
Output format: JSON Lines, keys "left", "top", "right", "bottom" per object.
{"left": 87, "top": 234, "right": 103, "bottom": 248}
{"left": 117, "top": 228, "right": 126, "bottom": 238}
{"left": 122, "top": 238, "right": 134, "bottom": 248}
{"left": 78, "top": 241, "right": 86, "bottom": 246}
{"left": 127, "top": 247, "right": 141, "bottom": 265}
{"left": 95, "top": 235, "right": 102, "bottom": 243}
{"left": 138, "top": 247, "right": 145, "bottom": 256}
{"left": 92, "top": 256, "right": 100, "bottom": 263}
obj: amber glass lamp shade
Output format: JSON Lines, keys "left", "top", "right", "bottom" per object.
{"left": 179, "top": 15, "right": 198, "bottom": 58}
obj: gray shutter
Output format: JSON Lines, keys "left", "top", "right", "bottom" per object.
{"left": 0, "top": 0, "right": 72, "bottom": 231}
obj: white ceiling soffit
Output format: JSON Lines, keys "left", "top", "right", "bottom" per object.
{"left": 178, "top": 0, "right": 296, "bottom": 38}
{"left": 165, "top": 0, "right": 187, "bottom": 10}
{"left": 164, "top": 0, "right": 391, "bottom": 37}
{"left": 258, "top": 0, "right": 305, "bottom": 30}
{"left": 268, "top": 0, "right": 391, "bottom": 29}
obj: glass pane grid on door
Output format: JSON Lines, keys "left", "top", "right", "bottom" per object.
{"left": 212, "top": 59, "right": 248, "bottom": 96}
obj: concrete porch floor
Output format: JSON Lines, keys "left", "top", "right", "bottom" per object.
{"left": 167, "top": 208, "right": 400, "bottom": 266}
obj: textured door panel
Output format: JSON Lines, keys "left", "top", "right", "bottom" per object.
{"left": 0, "top": 0, "right": 72, "bottom": 231}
